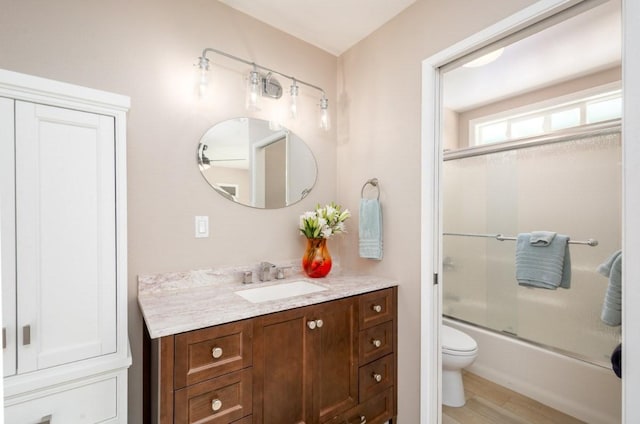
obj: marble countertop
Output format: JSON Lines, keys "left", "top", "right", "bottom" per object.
{"left": 138, "top": 266, "right": 397, "bottom": 339}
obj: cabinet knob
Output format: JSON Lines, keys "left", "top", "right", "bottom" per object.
{"left": 372, "top": 304, "right": 382, "bottom": 313}
{"left": 211, "top": 347, "right": 223, "bottom": 359}
{"left": 211, "top": 398, "right": 223, "bottom": 411}
{"left": 315, "top": 319, "right": 323, "bottom": 328}
{"left": 39, "top": 415, "right": 52, "bottom": 424}
{"left": 372, "top": 372, "right": 383, "bottom": 383}
{"left": 307, "top": 320, "right": 317, "bottom": 330}
{"left": 371, "top": 339, "right": 382, "bottom": 348}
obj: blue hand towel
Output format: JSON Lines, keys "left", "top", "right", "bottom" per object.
{"left": 359, "top": 198, "right": 383, "bottom": 260}
{"left": 597, "top": 250, "right": 622, "bottom": 326}
{"left": 515, "top": 232, "right": 571, "bottom": 289}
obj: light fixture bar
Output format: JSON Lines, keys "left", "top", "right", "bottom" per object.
{"left": 198, "top": 47, "right": 326, "bottom": 97}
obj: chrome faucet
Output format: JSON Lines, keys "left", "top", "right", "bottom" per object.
{"left": 259, "top": 262, "right": 276, "bottom": 281}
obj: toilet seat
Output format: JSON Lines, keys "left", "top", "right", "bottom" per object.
{"left": 442, "top": 325, "right": 478, "bottom": 355}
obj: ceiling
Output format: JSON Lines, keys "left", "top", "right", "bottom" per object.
{"left": 219, "top": 0, "right": 417, "bottom": 56}
{"left": 443, "top": 0, "right": 621, "bottom": 111}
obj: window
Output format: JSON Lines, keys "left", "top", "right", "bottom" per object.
{"left": 471, "top": 88, "right": 621, "bottom": 146}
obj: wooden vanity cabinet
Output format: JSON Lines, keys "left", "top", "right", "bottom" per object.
{"left": 148, "top": 287, "right": 397, "bottom": 424}
{"left": 252, "top": 296, "right": 359, "bottom": 424}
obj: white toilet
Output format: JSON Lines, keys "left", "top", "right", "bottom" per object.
{"left": 442, "top": 324, "right": 478, "bottom": 407}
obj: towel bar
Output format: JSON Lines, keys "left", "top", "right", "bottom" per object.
{"left": 443, "top": 232, "right": 598, "bottom": 246}
{"left": 361, "top": 178, "right": 380, "bottom": 200}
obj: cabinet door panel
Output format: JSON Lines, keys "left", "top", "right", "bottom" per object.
{"left": 253, "top": 308, "right": 314, "bottom": 424}
{"left": 315, "top": 297, "right": 358, "bottom": 422}
{"left": 15, "top": 101, "right": 117, "bottom": 372}
{"left": 1, "top": 97, "right": 17, "bottom": 377}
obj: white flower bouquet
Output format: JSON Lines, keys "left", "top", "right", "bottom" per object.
{"left": 299, "top": 202, "right": 351, "bottom": 239}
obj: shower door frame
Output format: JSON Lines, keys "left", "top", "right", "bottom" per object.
{"left": 419, "top": 0, "right": 640, "bottom": 423}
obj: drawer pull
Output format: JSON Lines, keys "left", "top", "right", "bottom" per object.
{"left": 372, "top": 372, "right": 383, "bottom": 383}
{"left": 211, "top": 398, "right": 223, "bottom": 411}
{"left": 372, "top": 304, "right": 382, "bottom": 313}
{"left": 371, "top": 338, "right": 382, "bottom": 348}
{"left": 307, "top": 320, "right": 317, "bottom": 330}
{"left": 315, "top": 319, "right": 323, "bottom": 328}
{"left": 39, "top": 415, "right": 52, "bottom": 424}
{"left": 211, "top": 347, "right": 223, "bottom": 359}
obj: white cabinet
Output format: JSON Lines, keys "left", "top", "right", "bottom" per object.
{"left": 0, "top": 69, "right": 130, "bottom": 423}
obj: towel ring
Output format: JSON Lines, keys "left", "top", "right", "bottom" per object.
{"left": 361, "top": 178, "right": 380, "bottom": 200}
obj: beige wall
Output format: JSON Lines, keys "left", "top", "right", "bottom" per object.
{"left": 0, "top": 1, "right": 336, "bottom": 422}
{"left": 0, "top": 0, "right": 543, "bottom": 422}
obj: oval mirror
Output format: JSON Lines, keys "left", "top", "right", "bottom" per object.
{"left": 197, "top": 118, "right": 317, "bottom": 208}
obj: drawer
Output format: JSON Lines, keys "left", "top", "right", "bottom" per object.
{"left": 5, "top": 374, "right": 120, "bottom": 423}
{"left": 175, "top": 319, "right": 252, "bottom": 388}
{"left": 324, "top": 388, "right": 394, "bottom": 424}
{"left": 175, "top": 368, "right": 252, "bottom": 424}
{"left": 358, "top": 354, "right": 395, "bottom": 403}
{"left": 359, "top": 321, "right": 393, "bottom": 364}
{"left": 231, "top": 416, "right": 252, "bottom": 424}
{"left": 359, "top": 288, "right": 395, "bottom": 329}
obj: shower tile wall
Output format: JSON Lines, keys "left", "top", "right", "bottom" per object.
{"left": 443, "top": 132, "right": 621, "bottom": 364}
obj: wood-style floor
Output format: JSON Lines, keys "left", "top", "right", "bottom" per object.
{"left": 442, "top": 371, "right": 586, "bottom": 424}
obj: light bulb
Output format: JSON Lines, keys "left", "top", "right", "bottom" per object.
{"left": 290, "top": 81, "right": 299, "bottom": 119}
{"left": 319, "top": 95, "right": 330, "bottom": 130}
{"left": 197, "top": 56, "right": 210, "bottom": 98}
{"left": 247, "top": 68, "right": 261, "bottom": 111}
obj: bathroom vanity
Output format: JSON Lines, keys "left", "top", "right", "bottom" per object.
{"left": 138, "top": 269, "right": 398, "bottom": 424}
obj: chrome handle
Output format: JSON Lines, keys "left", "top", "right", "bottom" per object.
{"left": 2, "top": 328, "right": 5, "bottom": 349}
{"left": 211, "top": 399, "right": 222, "bottom": 411}
{"left": 372, "top": 372, "right": 382, "bottom": 383}
{"left": 307, "top": 320, "right": 317, "bottom": 330}
{"left": 23, "top": 325, "right": 31, "bottom": 346}
{"left": 212, "top": 347, "right": 223, "bottom": 359}
{"left": 39, "top": 415, "right": 52, "bottom": 424}
{"left": 372, "top": 304, "right": 382, "bottom": 313}
{"left": 371, "top": 339, "right": 382, "bottom": 348}
{"left": 316, "top": 319, "right": 323, "bottom": 328}
{"left": 359, "top": 416, "right": 366, "bottom": 424}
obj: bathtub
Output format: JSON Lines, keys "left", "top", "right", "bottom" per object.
{"left": 443, "top": 317, "right": 621, "bottom": 424}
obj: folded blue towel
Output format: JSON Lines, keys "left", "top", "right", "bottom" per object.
{"left": 598, "top": 250, "right": 622, "bottom": 326}
{"left": 359, "top": 198, "right": 383, "bottom": 260}
{"left": 515, "top": 233, "right": 571, "bottom": 289}
{"left": 530, "top": 231, "right": 557, "bottom": 246}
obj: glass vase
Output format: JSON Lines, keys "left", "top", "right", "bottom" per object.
{"left": 302, "top": 238, "right": 332, "bottom": 278}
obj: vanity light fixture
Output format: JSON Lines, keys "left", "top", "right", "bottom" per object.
{"left": 196, "top": 47, "right": 329, "bottom": 130}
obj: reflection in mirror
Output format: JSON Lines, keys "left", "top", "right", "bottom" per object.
{"left": 198, "top": 118, "right": 317, "bottom": 208}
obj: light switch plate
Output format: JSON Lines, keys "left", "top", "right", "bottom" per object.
{"left": 195, "top": 216, "right": 209, "bottom": 238}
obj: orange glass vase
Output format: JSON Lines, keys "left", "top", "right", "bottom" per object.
{"left": 302, "top": 238, "right": 332, "bottom": 278}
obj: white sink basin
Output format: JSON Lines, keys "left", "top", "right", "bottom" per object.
{"left": 235, "top": 280, "right": 327, "bottom": 303}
